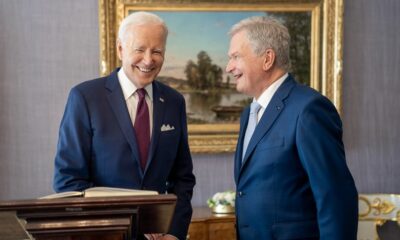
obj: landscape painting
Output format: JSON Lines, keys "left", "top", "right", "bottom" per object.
{"left": 142, "top": 11, "right": 311, "bottom": 124}
{"left": 100, "top": 0, "right": 344, "bottom": 152}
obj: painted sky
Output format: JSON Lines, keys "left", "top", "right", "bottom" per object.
{"left": 153, "top": 11, "right": 268, "bottom": 80}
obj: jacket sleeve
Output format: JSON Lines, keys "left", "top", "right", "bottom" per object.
{"left": 53, "top": 87, "right": 94, "bottom": 192}
{"left": 296, "top": 96, "right": 358, "bottom": 239}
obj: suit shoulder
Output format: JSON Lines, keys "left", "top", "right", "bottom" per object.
{"left": 286, "top": 83, "right": 340, "bottom": 125}
{"left": 72, "top": 76, "right": 107, "bottom": 92}
{"left": 290, "top": 83, "right": 335, "bottom": 108}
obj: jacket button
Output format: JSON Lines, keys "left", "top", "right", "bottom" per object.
{"left": 238, "top": 191, "right": 243, "bottom": 197}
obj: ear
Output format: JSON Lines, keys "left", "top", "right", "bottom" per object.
{"left": 116, "top": 39, "right": 123, "bottom": 61}
{"left": 262, "top": 49, "right": 275, "bottom": 71}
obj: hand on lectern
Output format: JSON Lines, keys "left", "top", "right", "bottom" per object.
{"left": 144, "top": 233, "right": 178, "bottom": 240}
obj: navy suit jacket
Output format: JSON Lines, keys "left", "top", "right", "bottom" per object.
{"left": 234, "top": 75, "right": 358, "bottom": 240}
{"left": 54, "top": 69, "right": 196, "bottom": 240}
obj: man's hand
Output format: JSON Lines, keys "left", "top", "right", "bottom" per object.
{"left": 144, "top": 234, "right": 178, "bottom": 240}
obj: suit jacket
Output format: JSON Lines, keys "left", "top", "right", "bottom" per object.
{"left": 234, "top": 75, "right": 358, "bottom": 240}
{"left": 54, "top": 69, "right": 196, "bottom": 240}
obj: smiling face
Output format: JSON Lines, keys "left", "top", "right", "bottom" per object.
{"left": 117, "top": 23, "right": 167, "bottom": 88}
{"left": 226, "top": 30, "right": 268, "bottom": 98}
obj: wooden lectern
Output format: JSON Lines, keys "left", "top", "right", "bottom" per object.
{"left": 0, "top": 194, "right": 176, "bottom": 240}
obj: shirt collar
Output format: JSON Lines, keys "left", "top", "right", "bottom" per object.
{"left": 118, "top": 67, "right": 153, "bottom": 101}
{"left": 254, "top": 73, "right": 288, "bottom": 109}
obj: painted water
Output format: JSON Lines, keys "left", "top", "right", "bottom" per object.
{"left": 182, "top": 91, "right": 251, "bottom": 124}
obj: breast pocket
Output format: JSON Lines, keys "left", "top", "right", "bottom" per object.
{"left": 158, "top": 129, "right": 180, "bottom": 151}
{"left": 160, "top": 129, "right": 178, "bottom": 137}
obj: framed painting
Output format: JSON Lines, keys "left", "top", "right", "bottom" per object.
{"left": 99, "top": 0, "right": 344, "bottom": 153}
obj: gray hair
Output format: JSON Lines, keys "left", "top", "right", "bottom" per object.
{"left": 229, "top": 16, "right": 291, "bottom": 71}
{"left": 118, "top": 11, "right": 168, "bottom": 43}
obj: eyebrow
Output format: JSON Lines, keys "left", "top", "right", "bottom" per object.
{"left": 228, "top": 50, "right": 236, "bottom": 56}
{"left": 228, "top": 51, "right": 239, "bottom": 58}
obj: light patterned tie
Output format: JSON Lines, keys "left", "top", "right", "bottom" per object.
{"left": 242, "top": 102, "right": 261, "bottom": 160}
{"left": 134, "top": 88, "right": 150, "bottom": 171}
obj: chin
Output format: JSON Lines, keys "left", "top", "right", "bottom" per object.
{"left": 236, "top": 85, "right": 245, "bottom": 94}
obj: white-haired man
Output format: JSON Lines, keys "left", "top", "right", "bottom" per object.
{"left": 227, "top": 16, "right": 358, "bottom": 239}
{"left": 54, "top": 12, "right": 195, "bottom": 240}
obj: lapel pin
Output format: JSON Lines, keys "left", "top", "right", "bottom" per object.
{"left": 159, "top": 97, "right": 164, "bottom": 102}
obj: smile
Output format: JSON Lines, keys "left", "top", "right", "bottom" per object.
{"left": 233, "top": 73, "right": 243, "bottom": 79}
{"left": 137, "top": 66, "right": 154, "bottom": 73}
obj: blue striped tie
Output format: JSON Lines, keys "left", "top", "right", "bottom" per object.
{"left": 242, "top": 102, "right": 261, "bottom": 160}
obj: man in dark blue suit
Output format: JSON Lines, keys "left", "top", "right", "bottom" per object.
{"left": 226, "top": 16, "right": 358, "bottom": 239}
{"left": 53, "top": 12, "right": 195, "bottom": 240}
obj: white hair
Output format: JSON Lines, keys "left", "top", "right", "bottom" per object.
{"left": 118, "top": 11, "right": 168, "bottom": 42}
{"left": 229, "top": 16, "right": 291, "bottom": 72}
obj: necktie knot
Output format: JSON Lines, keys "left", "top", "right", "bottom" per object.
{"left": 136, "top": 88, "right": 146, "bottom": 100}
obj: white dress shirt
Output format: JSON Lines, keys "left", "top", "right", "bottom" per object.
{"left": 118, "top": 68, "right": 153, "bottom": 136}
{"left": 254, "top": 73, "right": 288, "bottom": 122}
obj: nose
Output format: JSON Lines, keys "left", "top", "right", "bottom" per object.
{"left": 226, "top": 59, "right": 234, "bottom": 73}
{"left": 142, "top": 51, "right": 153, "bottom": 65}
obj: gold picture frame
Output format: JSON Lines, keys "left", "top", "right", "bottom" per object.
{"left": 99, "top": 0, "right": 344, "bottom": 153}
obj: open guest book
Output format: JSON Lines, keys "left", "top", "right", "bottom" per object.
{"left": 39, "top": 187, "right": 158, "bottom": 199}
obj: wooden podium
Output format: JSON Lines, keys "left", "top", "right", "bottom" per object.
{"left": 0, "top": 194, "right": 176, "bottom": 240}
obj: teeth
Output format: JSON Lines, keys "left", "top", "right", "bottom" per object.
{"left": 138, "top": 67, "right": 152, "bottom": 73}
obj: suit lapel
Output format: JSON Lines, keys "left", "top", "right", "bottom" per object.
{"left": 235, "top": 107, "right": 250, "bottom": 183}
{"left": 240, "top": 76, "right": 296, "bottom": 172}
{"left": 105, "top": 69, "right": 142, "bottom": 175}
{"left": 145, "top": 81, "right": 166, "bottom": 173}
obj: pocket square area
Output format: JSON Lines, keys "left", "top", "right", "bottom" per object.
{"left": 161, "top": 124, "right": 175, "bottom": 132}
